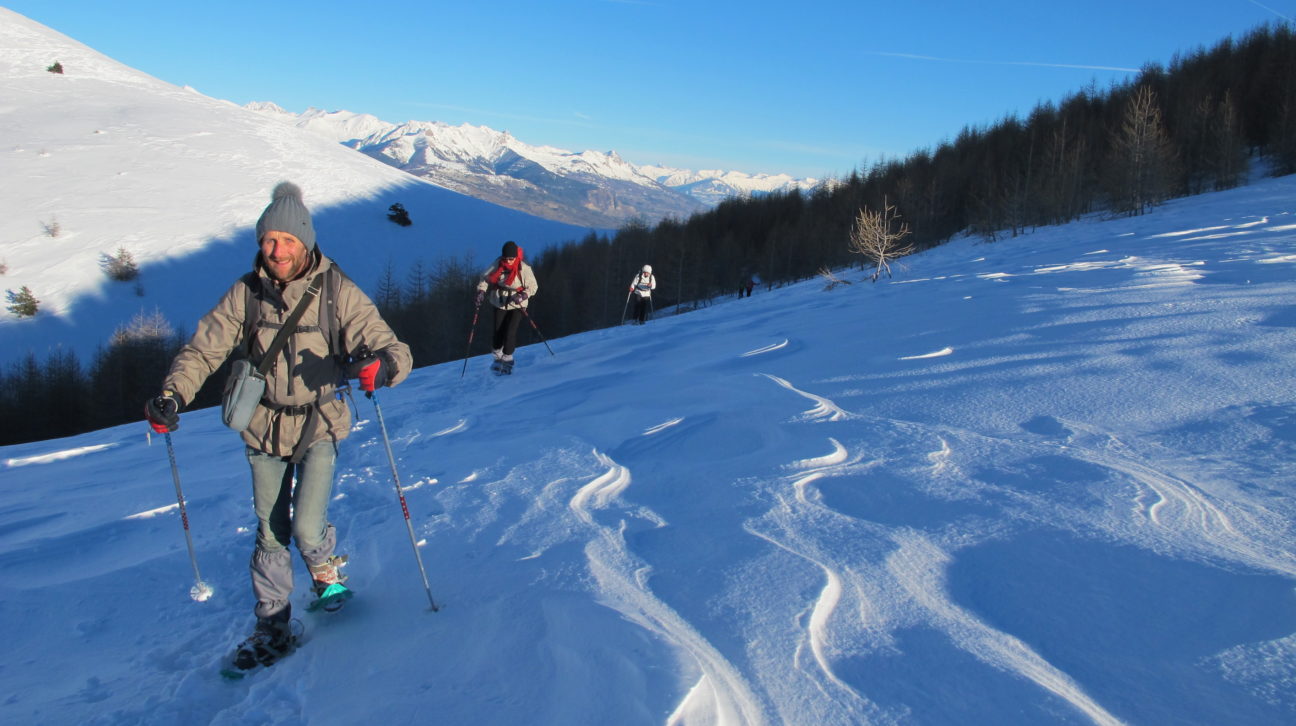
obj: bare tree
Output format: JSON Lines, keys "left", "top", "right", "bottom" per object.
{"left": 1211, "top": 90, "right": 1246, "bottom": 190}
{"left": 849, "top": 197, "right": 913, "bottom": 282}
{"left": 817, "top": 266, "right": 853, "bottom": 290}
{"left": 1107, "top": 85, "right": 1177, "bottom": 216}
{"left": 374, "top": 260, "right": 402, "bottom": 312}
{"left": 110, "top": 308, "right": 174, "bottom": 345}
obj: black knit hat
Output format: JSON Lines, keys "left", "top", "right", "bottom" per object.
{"left": 501, "top": 241, "right": 519, "bottom": 258}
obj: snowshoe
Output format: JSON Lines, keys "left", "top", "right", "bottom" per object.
{"left": 221, "top": 616, "right": 299, "bottom": 679}
{"left": 499, "top": 359, "right": 514, "bottom": 375}
{"left": 308, "top": 582, "right": 354, "bottom": 612}
{"left": 307, "top": 555, "right": 351, "bottom": 612}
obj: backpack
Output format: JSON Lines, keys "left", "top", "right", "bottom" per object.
{"left": 234, "top": 265, "right": 351, "bottom": 462}
{"left": 239, "top": 265, "right": 347, "bottom": 365}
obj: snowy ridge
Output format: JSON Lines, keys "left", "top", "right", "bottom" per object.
{"left": 253, "top": 106, "right": 819, "bottom": 227}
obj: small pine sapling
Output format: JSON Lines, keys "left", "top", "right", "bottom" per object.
{"left": 101, "top": 247, "right": 140, "bottom": 282}
{"left": 387, "top": 203, "right": 413, "bottom": 227}
{"left": 6, "top": 286, "right": 39, "bottom": 317}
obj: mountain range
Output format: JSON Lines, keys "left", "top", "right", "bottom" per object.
{"left": 247, "top": 103, "right": 819, "bottom": 228}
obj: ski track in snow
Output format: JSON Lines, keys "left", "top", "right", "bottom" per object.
{"left": 644, "top": 417, "right": 685, "bottom": 436}
{"left": 429, "top": 418, "right": 468, "bottom": 437}
{"left": 746, "top": 425, "right": 1129, "bottom": 725}
{"left": 123, "top": 503, "right": 179, "bottom": 520}
{"left": 899, "top": 347, "right": 953, "bottom": 361}
{"left": 739, "top": 439, "right": 896, "bottom": 724}
{"left": 1054, "top": 421, "right": 1296, "bottom": 578}
{"left": 742, "top": 339, "right": 790, "bottom": 357}
{"left": 4, "top": 443, "right": 117, "bottom": 467}
{"left": 885, "top": 534, "right": 1127, "bottom": 726}
{"left": 570, "top": 450, "right": 769, "bottom": 726}
{"left": 736, "top": 383, "right": 1296, "bottom": 726}
{"left": 568, "top": 450, "right": 632, "bottom": 527}
{"left": 760, "top": 374, "right": 855, "bottom": 422}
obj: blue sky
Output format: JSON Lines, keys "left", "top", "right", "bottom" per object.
{"left": 7, "top": 1, "right": 1293, "bottom": 179}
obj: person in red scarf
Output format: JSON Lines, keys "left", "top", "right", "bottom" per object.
{"left": 475, "top": 241, "right": 539, "bottom": 374}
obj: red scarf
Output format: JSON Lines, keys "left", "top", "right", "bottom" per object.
{"left": 487, "top": 246, "right": 524, "bottom": 287}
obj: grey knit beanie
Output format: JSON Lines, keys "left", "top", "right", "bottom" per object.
{"left": 256, "top": 181, "right": 316, "bottom": 251}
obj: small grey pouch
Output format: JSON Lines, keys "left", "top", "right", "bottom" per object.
{"left": 221, "top": 358, "right": 266, "bottom": 432}
{"left": 221, "top": 272, "right": 324, "bottom": 433}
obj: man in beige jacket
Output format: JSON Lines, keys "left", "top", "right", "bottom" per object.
{"left": 144, "top": 182, "right": 412, "bottom": 671}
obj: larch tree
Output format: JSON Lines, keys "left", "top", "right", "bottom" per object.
{"left": 849, "top": 197, "right": 913, "bottom": 282}
{"left": 1107, "top": 85, "right": 1178, "bottom": 216}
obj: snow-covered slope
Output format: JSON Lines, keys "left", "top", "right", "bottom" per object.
{"left": 2, "top": 172, "right": 1295, "bottom": 725}
{"left": 254, "top": 106, "right": 819, "bottom": 228}
{"left": 0, "top": 9, "right": 593, "bottom": 367}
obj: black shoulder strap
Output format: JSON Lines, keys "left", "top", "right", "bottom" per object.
{"left": 318, "top": 265, "right": 348, "bottom": 362}
{"left": 256, "top": 273, "right": 325, "bottom": 377}
{"left": 241, "top": 272, "right": 261, "bottom": 358}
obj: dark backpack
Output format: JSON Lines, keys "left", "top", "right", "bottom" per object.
{"left": 236, "top": 265, "right": 351, "bottom": 462}
{"left": 239, "top": 265, "right": 348, "bottom": 365}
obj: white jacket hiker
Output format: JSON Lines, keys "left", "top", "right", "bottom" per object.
{"left": 629, "top": 265, "right": 656, "bottom": 324}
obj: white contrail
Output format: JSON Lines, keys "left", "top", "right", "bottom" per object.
{"left": 867, "top": 50, "right": 1139, "bottom": 73}
{"left": 1247, "top": 0, "right": 1294, "bottom": 22}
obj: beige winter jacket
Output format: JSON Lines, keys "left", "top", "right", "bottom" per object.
{"left": 476, "top": 258, "right": 539, "bottom": 310}
{"left": 164, "top": 251, "right": 412, "bottom": 457}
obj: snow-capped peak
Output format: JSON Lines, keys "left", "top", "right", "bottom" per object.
{"left": 246, "top": 103, "right": 818, "bottom": 227}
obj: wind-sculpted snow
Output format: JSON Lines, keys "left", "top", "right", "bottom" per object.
{"left": 571, "top": 451, "right": 768, "bottom": 726}
{"left": 3, "top": 175, "right": 1296, "bottom": 724}
{"left": 760, "top": 373, "right": 856, "bottom": 422}
{"left": 4, "top": 442, "right": 117, "bottom": 467}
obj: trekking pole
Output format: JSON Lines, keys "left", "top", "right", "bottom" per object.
{"left": 369, "top": 390, "right": 439, "bottom": 612}
{"left": 620, "top": 290, "right": 631, "bottom": 325}
{"left": 460, "top": 298, "right": 483, "bottom": 378}
{"left": 163, "top": 431, "right": 214, "bottom": 602}
{"left": 520, "top": 307, "right": 555, "bottom": 356}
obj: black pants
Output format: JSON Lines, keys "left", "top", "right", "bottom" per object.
{"left": 633, "top": 296, "right": 651, "bottom": 323}
{"left": 492, "top": 307, "right": 524, "bottom": 355}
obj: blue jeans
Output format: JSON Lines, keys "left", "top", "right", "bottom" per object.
{"left": 246, "top": 440, "right": 337, "bottom": 619}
